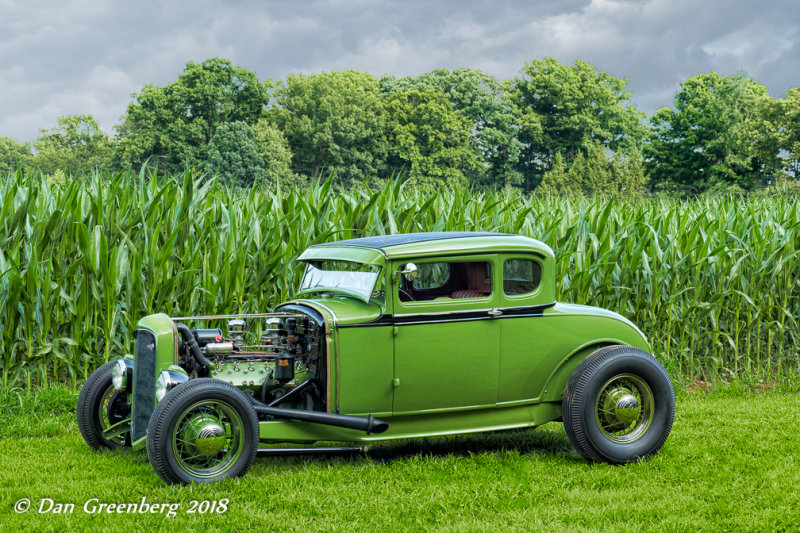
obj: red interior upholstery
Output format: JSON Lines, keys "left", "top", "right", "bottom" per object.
{"left": 467, "top": 263, "right": 491, "bottom": 293}
{"left": 449, "top": 263, "right": 491, "bottom": 298}
{"left": 450, "top": 290, "right": 490, "bottom": 299}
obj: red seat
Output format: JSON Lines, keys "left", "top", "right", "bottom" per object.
{"left": 450, "top": 290, "right": 489, "bottom": 299}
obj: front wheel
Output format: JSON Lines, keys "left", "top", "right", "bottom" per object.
{"left": 146, "top": 379, "right": 259, "bottom": 484}
{"left": 77, "top": 361, "right": 131, "bottom": 450}
{"left": 562, "top": 345, "right": 675, "bottom": 464}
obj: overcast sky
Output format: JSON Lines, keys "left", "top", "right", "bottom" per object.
{"left": 1, "top": 0, "right": 798, "bottom": 143}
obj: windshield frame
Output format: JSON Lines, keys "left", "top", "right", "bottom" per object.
{"left": 297, "top": 260, "right": 383, "bottom": 304}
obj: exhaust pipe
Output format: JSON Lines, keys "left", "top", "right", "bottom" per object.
{"left": 251, "top": 401, "right": 388, "bottom": 435}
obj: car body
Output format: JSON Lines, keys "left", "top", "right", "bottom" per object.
{"left": 78, "top": 232, "right": 675, "bottom": 484}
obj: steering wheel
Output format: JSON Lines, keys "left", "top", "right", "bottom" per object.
{"left": 398, "top": 287, "right": 416, "bottom": 302}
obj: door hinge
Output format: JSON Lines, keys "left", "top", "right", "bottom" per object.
{"left": 392, "top": 378, "right": 401, "bottom": 388}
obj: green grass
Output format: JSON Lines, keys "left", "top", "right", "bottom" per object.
{"left": 1, "top": 386, "right": 799, "bottom": 531}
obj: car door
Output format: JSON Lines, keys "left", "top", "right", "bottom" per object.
{"left": 391, "top": 256, "right": 500, "bottom": 413}
{"left": 496, "top": 254, "right": 554, "bottom": 403}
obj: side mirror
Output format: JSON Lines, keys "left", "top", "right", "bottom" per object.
{"left": 401, "top": 263, "right": 418, "bottom": 282}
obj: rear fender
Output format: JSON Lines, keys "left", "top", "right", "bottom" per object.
{"left": 539, "top": 341, "right": 617, "bottom": 403}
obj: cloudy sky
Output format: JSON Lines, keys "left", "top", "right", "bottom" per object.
{"left": 1, "top": 0, "right": 798, "bottom": 143}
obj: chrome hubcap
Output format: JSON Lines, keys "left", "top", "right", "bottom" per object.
{"left": 196, "top": 423, "right": 226, "bottom": 455}
{"left": 614, "top": 393, "right": 640, "bottom": 424}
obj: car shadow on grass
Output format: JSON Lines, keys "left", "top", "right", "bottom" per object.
{"left": 367, "top": 423, "right": 580, "bottom": 463}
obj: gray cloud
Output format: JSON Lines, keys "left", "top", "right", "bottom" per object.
{"left": 1, "top": 0, "right": 798, "bottom": 142}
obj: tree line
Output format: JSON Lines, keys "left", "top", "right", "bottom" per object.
{"left": 1, "top": 57, "right": 799, "bottom": 196}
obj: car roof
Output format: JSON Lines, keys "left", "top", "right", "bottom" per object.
{"left": 304, "top": 232, "right": 553, "bottom": 260}
{"left": 312, "top": 232, "right": 507, "bottom": 250}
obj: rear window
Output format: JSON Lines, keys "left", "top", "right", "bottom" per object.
{"left": 503, "top": 259, "right": 541, "bottom": 295}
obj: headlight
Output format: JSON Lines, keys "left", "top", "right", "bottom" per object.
{"left": 155, "top": 368, "right": 189, "bottom": 401}
{"left": 112, "top": 358, "right": 130, "bottom": 391}
{"left": 155, "top": 372, "right": 169, "bottom": 401}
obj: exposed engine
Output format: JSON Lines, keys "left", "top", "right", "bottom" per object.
{"left": 174, "top": 308, "right": 326, "bottom": 411}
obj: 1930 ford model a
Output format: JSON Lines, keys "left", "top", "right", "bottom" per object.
{"left": 77, "top": 232, "right": 675, "bottom": 484}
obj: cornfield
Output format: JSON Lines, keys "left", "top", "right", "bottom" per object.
{"left": 1, "top": 169, "right": 798, "bottom": 389}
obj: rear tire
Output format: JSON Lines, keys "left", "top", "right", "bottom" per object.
{"left": 146, "top": 379, "right": 259, "bottom": 485}
{"left": 77, "top": 361, "right": 131, "bottom": 450}
{"left": 562, "top": 345, "right": 674, "bottom": 464}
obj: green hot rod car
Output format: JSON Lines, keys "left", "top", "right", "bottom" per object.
{"left": 78, "top": 232, "right": 675, "bottom": 484}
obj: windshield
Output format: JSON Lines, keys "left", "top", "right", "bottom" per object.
{"left": 299, "top": 260, "right": 381, "bottom": 302}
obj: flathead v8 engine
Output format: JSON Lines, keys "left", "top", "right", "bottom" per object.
{"left": 173, "top": 306, "right": 327, "bottom": 411}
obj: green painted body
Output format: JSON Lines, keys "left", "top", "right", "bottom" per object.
{"left": 130, "top": 234, "right": 650, "bottom": 450}
{"left": 137, "top": 313, "right": 178, "bottom": 370}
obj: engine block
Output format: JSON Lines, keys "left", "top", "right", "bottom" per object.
{"left": 210, "top": 359, "right": 314, "bottom": 396}
{"left": 174, "top": 310, "right": 325, "bottom": 408}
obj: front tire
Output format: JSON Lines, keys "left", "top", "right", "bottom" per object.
{"left": 77, "top": 361, "right": 131, "bottom": 450}
{"left": 146, "top": 379, "right": 259, "bottom": 485}
{"left": 76, "top": 361, "right": 131, "bottom": 450}
{"left": 562, "top": 345, "right": 675, "bottom": 464}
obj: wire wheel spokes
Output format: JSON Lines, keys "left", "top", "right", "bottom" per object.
{"left": 171, "top": 400, "right": 244, "bottom": 478}
{"left": 594, "top": 373, "right": 654, "bottom": 443}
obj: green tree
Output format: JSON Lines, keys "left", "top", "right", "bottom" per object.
{"left": 252, "top": 119, "right": 294, "bottom": 184}
{"left": 0, "top": 137, "right": 33, "bottom": 175}
{"left": 536, "top": 153, "right": 576, "bottom": 195}
{"left": 510, "top": 58, "right": 645, "bottom": 192}
{"left": 384, "top": 89, "right": 479, "bottom": 188}
{"left": 267, "top": 70, "right": 387, "bottom": 185}
{"left": 206, "top": 121, "right": 265, "bottom": 186}
{"left": 33, "top": 115, "right": 112, "bottom": 176}
{"left": 381, "top": 68, "right": 522, "bottom": 188}
{"left": 115, "top": 58, "right": 268, "bottom": 173}
{"left": 646, "top": 72, "right": 779, "bottom": 194}
{"left": 777, "top": 87, "right": 800, "bottom": 178}
{"left": 614, "top": 149, "right": 648, "bottom": 197}
{"left": 538, "top": 144, "right": 647, "bottom": 197}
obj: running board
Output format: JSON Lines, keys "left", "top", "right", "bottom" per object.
{"left": 257, "top": 446, "right": 368, "bottom": 456}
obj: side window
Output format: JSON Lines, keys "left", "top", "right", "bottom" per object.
{"left": 400, "top": 261, "right": 492, "bottom": 301}
{"left": 503, "top": 259, "right": 541, "bottom": 296}
{"left": 414, "top": 262, "right": 450, "bottom": 289}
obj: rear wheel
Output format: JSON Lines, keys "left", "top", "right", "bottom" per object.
{"left": 146, "top": 379, "right": 259, "bottom": 484}
{"left": 77, "top": 361, "right": 131, "bottom": 450}
{"left": 562, "top": 345, "right": 674, "bottom": 464}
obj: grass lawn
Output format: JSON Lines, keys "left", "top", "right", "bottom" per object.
{"left": 1, "top": 386, "right": 798, "bottom": 532}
